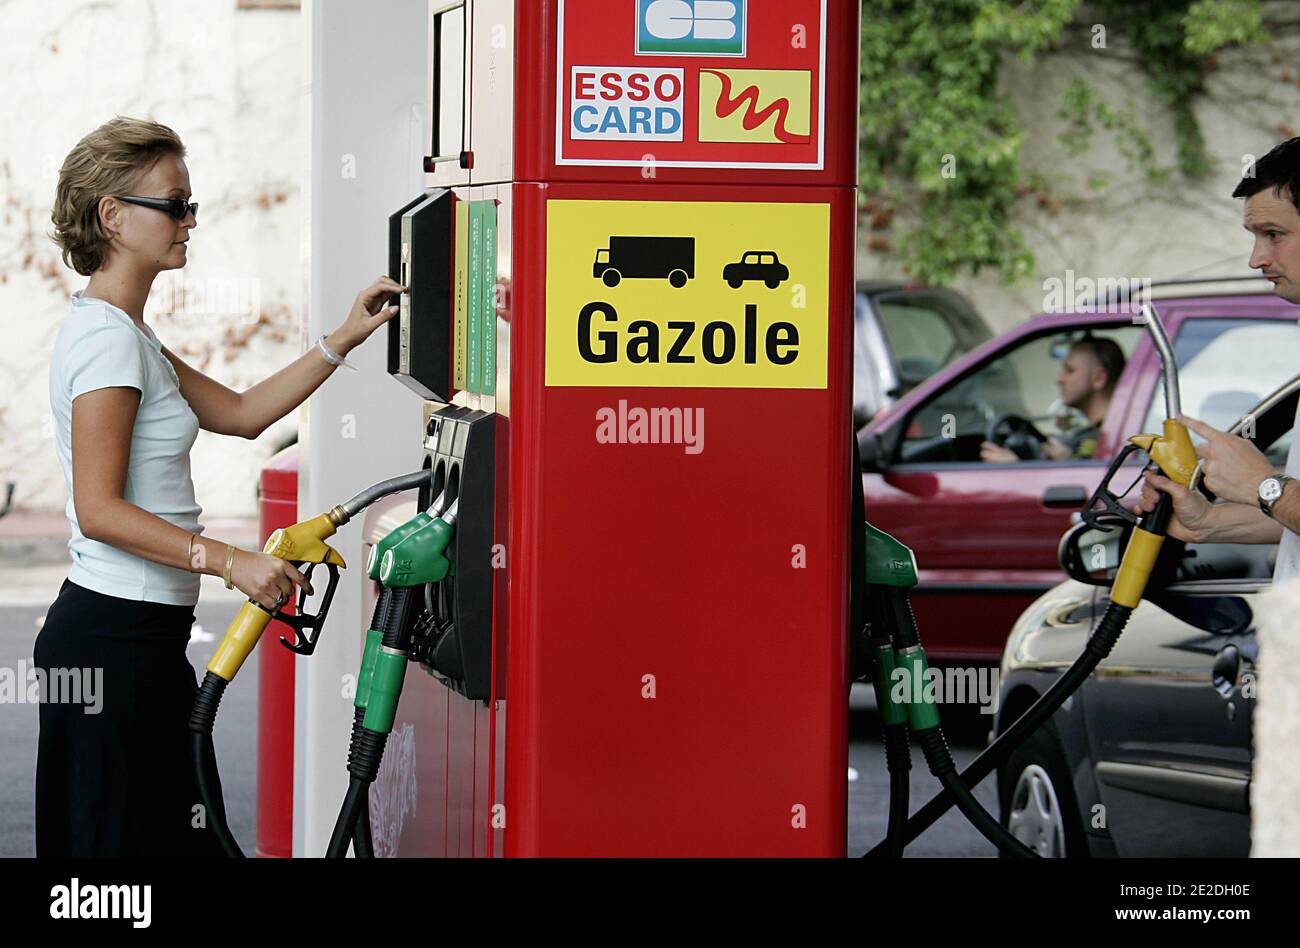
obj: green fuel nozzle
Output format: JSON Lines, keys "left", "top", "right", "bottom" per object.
{"left": 377, "top": 498, "right": 459, "bottom": 588}
{"left": 365, "top": 490, "right": 448, "bottom": 580}
{"left": 865, "top": 522, "right": 919, "bottom": 589}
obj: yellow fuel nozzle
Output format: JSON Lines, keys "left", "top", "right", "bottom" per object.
{"left": 261, "top": 510, "right": 347, "bottom": 568}
{"left": 1129, "top": 418, "right": 1199, "bottom": 489}
{"left": 208, "top": 509, "right": 349, "bottom": 681}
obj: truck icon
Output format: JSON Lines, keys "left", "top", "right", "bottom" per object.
{"left": 723, "top": 250, "right": 789, "bottom": 289}
{"left": 593, "top": 235, "right": 695, "bottom": 288}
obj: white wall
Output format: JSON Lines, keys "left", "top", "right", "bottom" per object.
{"left": 0, "top": 0, "right": 303, "bottom": 518}
{"left": 299, "top": 0, "right": 428, "bottom": 858}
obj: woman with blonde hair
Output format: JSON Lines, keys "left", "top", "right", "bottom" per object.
{"left": 37, "top": 115, "right": 402, "bottom": 856}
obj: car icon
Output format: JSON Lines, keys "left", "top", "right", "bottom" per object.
{"left": 723, "top": 251, "right": 789, "bottom": 289}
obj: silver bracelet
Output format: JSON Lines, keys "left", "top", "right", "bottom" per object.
{"left": 315, "top": 334, "right": 357, "bottom": 371}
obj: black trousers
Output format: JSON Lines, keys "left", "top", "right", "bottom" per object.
{"left": 34, "top": 577, "right": 226, "bottom": 858}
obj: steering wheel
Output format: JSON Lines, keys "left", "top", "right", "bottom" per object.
{"left": 986, "top": 413, "right": 1048, "bottom": 460}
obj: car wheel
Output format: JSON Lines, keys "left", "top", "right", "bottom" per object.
{"left": 997, "top": 721, "right": 1088, "bottom": 858}
{"left": 668, "top": 269, "right": 688, "bottom": 288}
{"left": 765, "top": 277, "right": 780, "bottom": 289}
{"left": 603, "top": 270, "right": 621, "bottom": 287}
{"left": 727, "top": 276, "right": 742, "bottom": 288}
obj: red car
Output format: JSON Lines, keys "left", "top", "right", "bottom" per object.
{"left": 856, "top": 277, "right": 1300, "bottom": 663}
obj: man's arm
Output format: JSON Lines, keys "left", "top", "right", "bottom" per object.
{"left": 1138, "top": 471, "right": 1283, "bottom": 544}
{"left": 1190, "top": 501, "right": 1284, "bottom": 545}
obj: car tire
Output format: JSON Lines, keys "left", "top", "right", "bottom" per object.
{"left": 765, "top": 277, "right": 780, "bottom": 289}
{"left": 727, "top": 276, "right": 742, "bottom": 288}
{"left": 669, "top": 269, "right": 688, "bottom": 288}
{"left": 603, "top": 270, "right": 621, "bottom": 287}
{"left": 997, "top": 720, "right": 1089, "bottom": 858}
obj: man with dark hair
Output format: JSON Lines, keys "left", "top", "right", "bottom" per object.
{"left": 980, "top": 334, "right": 1126, "bottom": 463}
{"left": 1138, "top": 136, "right": 1300, "bottom": 583}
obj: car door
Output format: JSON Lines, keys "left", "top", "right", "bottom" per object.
{"left": 1084, "top": 577, "right": 1262, "bottom": 857}
{"left": 860, "top": 319, "right": 1147, "bottom": 662}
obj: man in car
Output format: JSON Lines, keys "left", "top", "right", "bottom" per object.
{"left": 980, "top": 335, "right": 1126, "bottom": 463}
{"left": 1137, "top": 136, "right": 1300, "bottom": 584}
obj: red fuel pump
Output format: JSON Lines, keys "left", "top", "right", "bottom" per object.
{"left": 364, "top": 0, "right": 860, "bottom": 857}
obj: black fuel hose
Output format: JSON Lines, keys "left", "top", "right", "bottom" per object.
{"left": 347, "top": 706, "right": 375, "bottom": 857}
{"left": 862, "top": 493, "right": 1170, "bottom": 856}
{"left": 328, "top": 728, "right": 388, "bottom": 858}
{"left": 864, "top": 597, "right": 1134, "bottom": 856}
{"left": 881, "top": 723, "right": 910, "bottom": 859}
{"left": 189, "top": 672, "right": 244, "bottom": 858}
{"left": 886, "top": 587, "right": 1036, "bottom": 858}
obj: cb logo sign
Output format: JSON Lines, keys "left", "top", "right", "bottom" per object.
{"left": 636, "top": 0, "right": 747, "bottom": 57}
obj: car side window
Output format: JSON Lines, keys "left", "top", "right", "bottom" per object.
{"left": 1141, "top": 319, "right": 1300, "bottom": 466}
{"left": 896, "top": 325, "right": 1142, "bottom": 465}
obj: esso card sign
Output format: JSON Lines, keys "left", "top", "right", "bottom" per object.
{"left": 570, "top": 67, "right": 685, "bottom": 141}
{"left": 557, "top": 0, "right": 826, "bottom": 169}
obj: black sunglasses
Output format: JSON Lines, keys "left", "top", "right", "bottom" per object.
{"left": 116, "top": 195, "right": 199, "bottom": 220}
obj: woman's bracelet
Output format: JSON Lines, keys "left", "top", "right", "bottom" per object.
{"left": 316, "top": 334, "right": 357, "bottom": 371}
{"left": 223, "top": 545, "right": 236, "bottom": 589}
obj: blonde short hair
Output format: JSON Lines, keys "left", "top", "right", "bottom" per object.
{"left": 50, "top": 117, "right": 186, "bottom": 275}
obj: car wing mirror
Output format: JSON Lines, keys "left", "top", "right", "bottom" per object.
{"left": 1058, "top": 516, "right": 1130, "bottom": 586}
{"left": 858, "top": 429, "right": 889, "bottom": 473}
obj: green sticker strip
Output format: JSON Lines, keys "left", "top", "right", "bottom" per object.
{"left": 467, "top": 200, "right": 482, "bottom": 395}
{"left": 481, "top": 200, "right": 497, "bottom": 396}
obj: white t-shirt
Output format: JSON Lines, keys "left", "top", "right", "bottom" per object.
{"left": 1272, "top": 399, "right": 1300, "bottom": 585}
{"left": 48, "top": 291, "right": 204, "bottom": 606}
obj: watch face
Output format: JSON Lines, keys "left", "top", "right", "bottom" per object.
{"left": 1261, "top": 478, "right": 1283, "bottom": 503}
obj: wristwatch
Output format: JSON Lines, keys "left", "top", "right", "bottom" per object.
{"left": 1257, "top": 474, "right": 1295, "bottom": 519}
